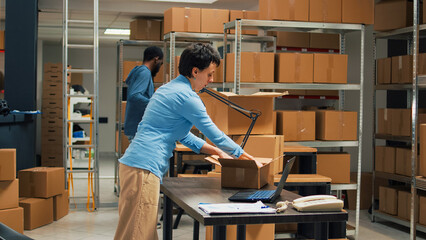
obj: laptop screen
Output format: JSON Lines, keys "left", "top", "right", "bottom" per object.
{"left": 272, "top": 156, "right": 296, "bottom": 199}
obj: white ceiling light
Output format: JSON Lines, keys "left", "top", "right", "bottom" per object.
{"left": 104, "top": 28, "right": 130, "bottom": 35}
{"left": 141, "top": 0, "right": 217, "bottom": 3}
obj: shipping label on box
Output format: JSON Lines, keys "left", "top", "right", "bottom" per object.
{"left": 229, "top": 10, "right": 258, "bottom": 35}
{"left": 309, "top": 0, "right": 342, "bottom": 23}
{"left": 313, "top": 53, "right": 348, "bottom": 83}
{"left": 226, "top": 52, "right": 274, "bottom": 83}
{"left": 19, "top": 198, "right": 53, "bottom": 230}
{"left": 164, "top": 7, "right": 201, "bottom": 34}
{"left": 276, "top": 111, "right": 315, "bottom": 141}
{"left": 315, "top": 110, "right": 357, "bottom": 140}
{"left": 0, "top": 179, "right": 19, "bottom": 210}
{"left": 18, "top": 167, "right": 65, "bottom": 198}
{"left": 317, "top": 153, "right": 350, "bottom": 183}
{"left": 342, "top": 0, "right": 374, "bottom": 24}
{"left": 0, "top": 149, "right": 16, "bottom": 181}
{"left": 377, "top": 58, "right": 392, "bottom": 84}
{"left": 275, "top": 53, "right": 313, "bottom": 83}
{"left": 201, "top": 9, "right": 229, "bottom": 33}
{"left": 129, "top": 19, "right": 162, "bottom": 41}
{"left": 259, "top": 0, "right": 309, "bottom": 21}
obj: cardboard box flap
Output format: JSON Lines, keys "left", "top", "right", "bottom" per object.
{"left": 205, "top": 155, "right": 222, "bottom": 166}
{"left": 219, "top": 157, "right": 272, "bottom": 169}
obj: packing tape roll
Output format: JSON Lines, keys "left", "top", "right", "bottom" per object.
{"left": 295, "top": 53, "right": 301, "bottom": 82}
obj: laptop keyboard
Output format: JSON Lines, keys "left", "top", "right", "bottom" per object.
{"left": 248, "top": 190, "right": 275, "bottom": 200}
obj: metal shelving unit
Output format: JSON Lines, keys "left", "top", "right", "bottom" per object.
{"left": 372, "top": 1, "right": 425, "bottom": 238}
{"left": 224, "top": 19, "right": 365, "bottom": 239}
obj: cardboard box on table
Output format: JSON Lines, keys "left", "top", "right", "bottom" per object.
{"left": 205, "top": 156, "right": 274, "bottom": 189}
{"left": 259, "top": 0, "right": 309, "bottom": 21}
{"left": 226, "top": 52, "right": 274, "bottom": 83}
{"left": 342, "top": 0, "right": 374, "bottom": 25}
{"left": 163, "top": 7, "right": 201, "bottom": 34}
{"left": 276, "top": 111, "right": 316, "bottom": 141}
{"left": 377, "top": 58, "right": 392, "bottom": 84}
{"left": 129, "top": 19, "right": 162, "bottom": 41}
{"left": 0, "top": 149, "right": 16, "bottom": 181}
{"left": 0, "top": 179, "right": 19, "bottom": 210}
{"left": 18, "top": 167, "right": 64, "bottom": 198}
{"left": 379, "top": 186, "right": 398, "bottom": 215}
{"left": 201, "top": 9, "right": 229, "bottom": 34}
{"left": 313, "top": 53, "right": 348, "bottom": 84}
{"left": 19, "top": 198, "right": 53, "bottom": 230}
{"left": 309, "top": 0, "right": 342, "bottom": 23}
{"left": 199, "top": 89, "right": 282, "bottom": 135}
{"left": 275, "top": 53, "right": 313, "bottom": 83}
{"left": 0, "top": 207, "right": 24, "bottom": 233}
{"left": 315, "top": 110, "right": 358, "bottom": 140}
{"left": 229, "top": 10, "right": 258, "bottom": 35}
{"left": 316, "top": 153, "right": 350, "bottom": 183}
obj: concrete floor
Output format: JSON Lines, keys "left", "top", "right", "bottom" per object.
{"left": 22, "top": 156, "right": 426, "bottom": 240}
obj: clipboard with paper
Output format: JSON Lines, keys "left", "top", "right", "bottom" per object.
{"left": 198, "top": 201, "right": 276, "bottom": 215}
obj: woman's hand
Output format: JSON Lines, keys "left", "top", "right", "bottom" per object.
{"left": 238, "top": 152, "right": 263, "bottom": 168}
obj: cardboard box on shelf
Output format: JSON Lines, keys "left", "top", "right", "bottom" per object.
{"left": 377, "top": 58, "right": 392, "bottom": 84}
{"left": 313, "top": 53, "right": 348, "bottom": 84}
{"left": 395, "top": 147, "right": 418, "bottom": 177}
{"left": 0, "top": 149, "right": 16, "bottom": 181}
{"left": 397, "top": 190, "right": 419, "bottom": 222}
{"left": 44, "top": 63, "right": 63, "bottom": 73}
{"left": 70, "top": 73, "right": 83, "bottom": 86}
{"left": 419, "top": 53, "right": 426, "bottom": 75}
{"left": 377, "top": 108, "right": 392, "bottom": 135}
{"left": 53, "top": 190, "right": 69, "bottom": 221}
{"left": 232, "top": 135, "right": 284, "bottom": 179}
{"left": 0, "top": 207, "right": 24, "bottom": 233}
{"left": 18, "top": 167, "right": 64, "bottom": 198}
{"left": 375, "top": 146, "right": 396, "bottom": 173}
{"left": 309, "top": 33, "right": 340, "bottom": 50}
{"left": 0, "top": 179, "right": 19, "bottom": 210}
{"left": 375, "top": 0, "right": 416, "bottom": 31}
{"left": 269, "top": 32, "right": 310, "bottom": 48}
{"left": 391, "top": 55, "right": 413, "bottom": 84}
{"left": 129, "top": 19, "right": 162, "bottom": 41}
{"left": 317, "top": 153, "right": 350, "bottom": 183}
{"left": 42, "top": 88, "right": 62, "bottom": 100}
{"left": 19, "top": 198, "right": 53, "bottom": 230}
{"left": 123, "top": 61, "right": 142, "bottom": 82}
{"left": 201, "top": 9, "right": 229, "bottom": 33}
{"left": 153, "top": 64, "right": 164, "bottom": 83}
{"left": 205, "top": 156, "right": 274, "bottom": 189}
{"left": 226, "top": 52, "right": 274, "bottom": 83}
{"left": 309, "top": 0, "right": 342, "bottom": 23}
{"left": 420, "top": 196, "right": 426, "bottom": 225}
{"left": 115, "top": 130, "right": 130, "bottom": 154}
{"left": 214, "top": 59, "right": 224, "bottom": 83}
{"left": 163, "top": 7, "right": 201, "bottom": 34}
{"left": 42, "top": 99, "right": 62, "bottom": 109}
{"left": 315, "top": 110, "right": 358, "bottom": 141}
{"left": 374, "top": 177, "right": 389, "bottom": 199}
{"left": 41, "top": 154, "right": 64, "bottom": 168}
{"left": 347, "top": 172, "right": 372, "bottom": 210}
{"left": 275, "top": 53, "right": 313, "bottom": 83}
{"left": 276, "top": 111, "right": 316, "bottom": 141}
{"left": 199, "top": 90, "right": 281, "bottom": 135}
{"left": 379, "top": 186, "right": 398, "bottom": 215}
{"left": 229, "top": 10, "right": 258, "bottom": 35}
{"left": 116, "top": 101, "right": 126, "bottom": 122}
{"left": 41, "top": 128, "right": 63, "bottom": 141}
{"left": 391, "top": 108, "right": 411, "bottom": 136}
{"left": 342, "top": 0, "right": 374, "bottom": 25}
{"left": 259, "top": 0, "right": 309, "bottom": 21}
{"left": 206, "top": 224, "right": 274, "bottom": 240}
{"left": 420, "top": 124, "right": 426, "bottom": 177}
{"left": 0, "top": 30, "right": 4, "bottom": 50}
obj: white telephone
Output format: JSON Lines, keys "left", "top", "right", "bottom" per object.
{"left": 276, "top": 195, "right": 343, "bottom": 212}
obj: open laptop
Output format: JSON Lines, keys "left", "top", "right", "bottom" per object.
{"left": 228, "top": 156, "right": 296, "bottom": 203}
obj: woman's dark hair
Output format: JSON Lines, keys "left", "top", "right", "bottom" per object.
{"left": 178, "top": 43, "right": 221, "bottom": 78}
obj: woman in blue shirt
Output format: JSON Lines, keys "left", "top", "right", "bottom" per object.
{"left": 114, "top": 43, "right": 257, "bottom": 240}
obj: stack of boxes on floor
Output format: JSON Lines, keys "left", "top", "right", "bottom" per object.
{"left": 0, "top": 149, "right": 23, "bottom": 233}
{"left": 41, "top": 63, "right": 70, "bottom": 167}
{"left": 18, "top": 167, "right": 69, "bottom": 230}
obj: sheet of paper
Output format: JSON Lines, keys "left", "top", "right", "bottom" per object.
{"left": 198, "top": 201, "right": 276, "bottom": 215}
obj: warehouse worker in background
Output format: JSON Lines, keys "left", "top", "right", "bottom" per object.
{"left": 124, "top": 46, "right": 163, "bottom": 141}
{"left": 114, "top": 43, "right": 260, "bottom": 240}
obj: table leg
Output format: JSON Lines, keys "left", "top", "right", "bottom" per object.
{"left": 236, "top": 225, "right": 246, "bottom": 240}
{"left": 213, "top": 225, "right": 226, "bottom": 240}
{"left": 193, "top": 219, "right": 199, "bottom": 240}
{"left": 169, "top": 155, "right": 175, "bottom": 177}
{"left": 328, "top": 221, "right": 346, "bottom": 239}
{"left": 314, "top": 222, "right": 329, "bottom": 240}
{"left": 163, "top": 195, "right": 173, "bottom": 240}
{"left": 177, "top": 152, "right": 183, "bottom": 174}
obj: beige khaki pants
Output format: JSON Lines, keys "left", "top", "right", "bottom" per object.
{"left": 114, "top": 163, "right": 160, "bottom": 240}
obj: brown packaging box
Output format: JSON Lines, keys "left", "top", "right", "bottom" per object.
{"left": 0, "top": 30, "right": 4, "bottom": 50}
{"left": 42, "top": 87, "right": 62, "bottom": 100}
{"left": 391, "top": 55, "right": 413, "bottom": 84}
{"left": 391, "top": 108, "right": 411, "bottom": 136}
{"left": 0, "top": 207, "right": 24, "bottom": 233}
{"left": 232, "top": 135, "right": 284, "bottom": 178}
{"left": 315, "top": 110, "right": 358, "bottom": 141}
{"left": 313, "top": 53, "right": 348, "bottom": 83}
{"left": 420, "top": 124, "right": 426, "bottom": 177}
{"left": 0, "top": 179, "right": 19, "bottom": 210}
{"left": 309, "top": 33, "right": 339, "bottom": 50}
{"left": 419, "top": 53, "right": 426, "bottom": 76}
{"left": 201, "top": 9, "right": 229, "bottom": 34}
{"left": 164, "top": 7, "right": 201, "bottom": 34}
{"left": 375, "top": 146, "right": 396, "bottom": 173}
{"left": 0, "top": 149, "right": 16, "bottom": 181}
{"left": 122, "top": 61, "right": 142, "bottom": 82}
{"left": 226, "top": 52, "right": 274, "bottom": 83}
{"left": 276, "top": 111, "right": 316, "bottom": 141}
{"left": 19, "top": 198, "right": 53, "bottom": 230}
{"left": 44, "top": 63, "right": 62, "bottom": 73}
{"left": 70, "top": 73, "right": 83, "bottom": 85}
{"left": 116, "top": 101, "right": 126, "bottom": 122}
{"left": 42, "top": 81, "right": 62, "bottom": 90}
{"left": 275, "top": 53, "right": 313, "bottom": 83}
{"left": 420, "top": 196, "right": 426, "bottom": 225}
{"left": 342, "top": 0, "right": 374, "bottom": 24}
{"left": 199, "top": 90, "right": 281, "bottom": 135}
{"left": 347, "top": 172, "right": 372, "bottom": 210}
{"left": 269, "top": 32, "right": 310, "bottom": 48}
{"left": 206, "top": 224, "right": 274, "bottom": 240}
{"left": 397, "top": 190, "right": 419, "bottom": 221}
{"left": 129, "top": 19, "right": 161, "bottom": 41}
{"left": 379, "top": 186, "right": 398, "bottom": 215}
{"left": 395, "top": 147, "right": 418, "bottom": 177}
{"left": 259, "top": 0, "right": 309, "bottom": 21}
{"left": 153, "top": 64, "right": 164, "bottom": 83}
{"left": 42, "top": 99, "right": 62, "bottom": 109}
{"left": 41, "top": 154, "right": 64, "bottom": 168}
{"left": 377, "top": 58, "right": 392, "bottom": 84}
{"left": 229, "top": 10, "right": 258, "bottom": 35}
{"left": 53, "top": 190, "right": 69, "bottom": 221}
{"left": 377, "top": 108, "right": 392, "bottom": 135}
{"left": 309, "top": 0, "right": 342, "bottom": 23}
{"left": 375, "top": 0, "right": 419, "bottom": 31}
{"left": 205, "top": 156, "right": 273, "bottom": 189}
{"left": 18, "top": 167, "right": 64, "bottom": 198}
{"left": 317, "top": 153, "right": 350, "bottom": 183}
{"left": 115, "top": 130, "right": 130, "bottom": 154}
{"left": 375, "top": 146, "right": 385, "bottom": 172}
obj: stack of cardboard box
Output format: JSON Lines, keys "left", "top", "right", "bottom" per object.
{"left": 376, "top": 53, "right": 426, "bottom": 84}
{"left": 379, "top": 186, "right": 421, "bottom": 223}
{"left": 375, "top": 0, "right": 423, "bottom": 32}
{"left": 129, "top": 19, "right": 163, "bottom": 41}
{"left": 0, "top": 149, "right": 24, "bottom": 234}
{"left": 18, "top": 167, "right": 68, "bottom": 230}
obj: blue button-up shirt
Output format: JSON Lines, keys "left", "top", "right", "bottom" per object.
{"left": 119, "top": 75, "right": 243, "bottom": 180}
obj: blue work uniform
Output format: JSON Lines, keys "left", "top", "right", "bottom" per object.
{"left": 119, "top": 75, "right": 243, "bottom": 181}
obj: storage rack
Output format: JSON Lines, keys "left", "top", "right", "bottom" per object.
{"left": 115, "top": 39, "right": 166, "bottom": 196}
{"left": 224, "top": 19, "right": 365, "bottom": 239}
{"left": 372, "top": 1, "right": 426, "bottom": 238}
